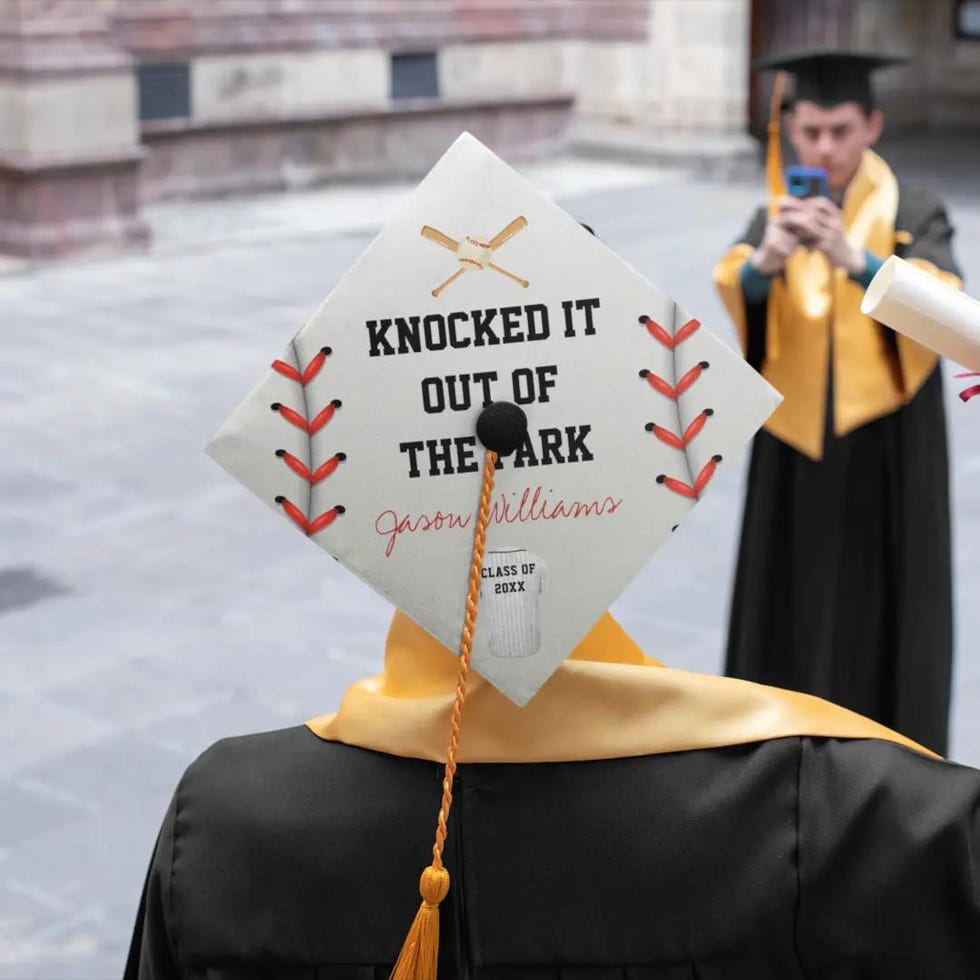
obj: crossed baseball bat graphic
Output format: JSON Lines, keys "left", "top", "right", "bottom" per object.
{"left": 420, "top": 215, "right": 529, "bottom": 297}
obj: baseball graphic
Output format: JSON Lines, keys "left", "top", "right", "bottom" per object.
{"left": 421, "top": 215, "right": 530, "bottom": 297}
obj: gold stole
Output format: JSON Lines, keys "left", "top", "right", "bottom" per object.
{"left": 308, "top": 611, "right": 938, "bottom": 762}
{"left": 713, "top": 150, "right": 954, "bottom": 460}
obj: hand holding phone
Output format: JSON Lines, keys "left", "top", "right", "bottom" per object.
{"left": 775, "top": 185, "right": 867, "bottom": 275}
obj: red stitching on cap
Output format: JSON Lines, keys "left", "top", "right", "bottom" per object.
{"left": 275, "top": 497, "right": 345, "bottom": 536}
{"left": 641, "top": 361, "right": 709, "bottom": 401}
{"left": 276, "top": 450, "right": 345, "bottom": 485}
{"left": 271, "top": 402, "right": 309, "bottom": 431}
{"left": 694, "top": 455, "right": 722, "bottom": 494}
{"left": 641, "top": 311, "right": 717, "bottom": 501}
{"left": 677, "top": 361, "right": 709, "bottom": 394}
{"left": 309, "top": 401, "right": 340, "bottom": 434}
{"left": 647, "top": 409, "right": 713, "bottom": 450}
{"left": 271, "top": 399, "right": 340, "bottom": 434}
{"left": 276, "top": 495, "right": 308, "bottom": 529}
{"left": 674, "top": 318, "right": 702, "bottom": 346}
{"left": 656, "top": 456, "right": 722, "bottom": 500}
{"left": 308, "top": 508, "right": 344, "bottom": 534}
{"left": 656, "top": 474, "right": 697, "bottom": 499}
{"left": 272, "top": 347, "right": 331, "bottom": 386}
{"left": 642, "top": 316, "right": 701, "bottom": 350}
{"left": 642, "top": 372, "right": 678, "bottom": 399}
{"left": 270, "top": 346, "right": 344, "bottom": 532}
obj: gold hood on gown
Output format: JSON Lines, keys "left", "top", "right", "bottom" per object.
{"left": 308, "top": 610, "right": 936, "bottom": 762}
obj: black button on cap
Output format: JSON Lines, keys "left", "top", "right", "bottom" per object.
{"left": 476, "top": 401, "right": 528, "bottom": 457}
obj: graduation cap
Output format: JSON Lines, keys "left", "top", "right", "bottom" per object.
{"left": 752, "top": 49, "right": 907, "bottom": 112}
{"left": 752, "top": 49, "right": 907, "bottom": 212}
{"left": 207, "top": 132, "right": 779, "bottom": 980}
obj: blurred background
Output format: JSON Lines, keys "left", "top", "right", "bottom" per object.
{"left": 2, "top": 1, "right": 980, "bottom": 977}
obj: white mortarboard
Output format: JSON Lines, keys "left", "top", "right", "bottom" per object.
{"left": 207, "top": 132, "right": 780, "bottom": 706}
{"left": 207, "top": 132, "right": 782, "bottom": 980}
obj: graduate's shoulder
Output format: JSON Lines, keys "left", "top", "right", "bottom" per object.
{"left": 166, "top": 727, "right": 442, "bottom": 965}
{"left": 179, "top": 724, "right": 435, "bottom": 816}
{"left": 182, "top": 723, "right": 327, "bottom": 794}
{"left": 796, "top": 739, "right": 980, "bottom": 972}
{"left": 732, "top": 204, "right": 768, "bottom": 248}
{"left": 896, "top": 179, "right": 953, "bottom": 231}
{"left": 801, "top": 734, "right": 980, "bottom": 815}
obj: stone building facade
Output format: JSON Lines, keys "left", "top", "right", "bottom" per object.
{"left": 749, "top": 0, "right": 980, "bottom": 133}
{"left": 1, "top": 0, "right": 977, "bottom": 259}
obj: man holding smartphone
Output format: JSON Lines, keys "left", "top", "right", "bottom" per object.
{"left": 713, "top": 50, "right": 961, "bottom": 756}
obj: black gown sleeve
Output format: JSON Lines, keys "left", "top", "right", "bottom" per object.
{"left": 123, "top": 791, "right": 184, "bottom": 980}
{"left": 896, "top": 184, "right": 962, "bottom": 281}
{"left": 737, "top": 207, "right": 769, "bottom": 371}
{"left": 797, "top": 739, "right": 980, "bottom": 977}
{"left": 877, "top": 185, "right": 962, "bottom": 355}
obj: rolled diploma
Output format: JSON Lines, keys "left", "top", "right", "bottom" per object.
{"left": 861, "top": 255, "right": 980, "bottom": 372}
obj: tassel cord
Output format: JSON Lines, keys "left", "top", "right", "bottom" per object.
{"left": 431, "top": 448, "right": 497, "bottom": 870}
{"left": 389, "top": 449, "right": 498, "bottom": 980}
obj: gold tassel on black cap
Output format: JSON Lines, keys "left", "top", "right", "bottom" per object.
{"left": 763, "top": 70, "right": 788, "bottom": 364}
{"left": 766, "top": 70, "right": 788, "bottom": 216}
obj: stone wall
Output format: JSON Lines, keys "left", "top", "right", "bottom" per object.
{"left": 853, "top": 0, "right": 980, "bottom": 129}
{"left": 124, "top": 0, "right": 754, "bottom": 195}
{"left": 0, "top": 0, "right": 147, "bottom": 258}
{"left": 749, "top": 0, "right": 980, "bottom": 133}
{"left": 114, "top": 0, "right": 638, "bottom": 201}
{"left": 7, "top": 0, "right": 976, "bottom": 260}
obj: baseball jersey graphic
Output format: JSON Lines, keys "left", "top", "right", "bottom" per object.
{"left": 479, "top": 548, "right": 547, "bottom": 658}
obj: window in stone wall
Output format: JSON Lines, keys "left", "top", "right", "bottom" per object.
{"left": 391, "top": 52, "right": 440, "bottom": 100}
{"left": 955, "top": 0, "right": 980, "bottom": 38}
{"left": 138, "top": 62, "right": 192, "bottom": 121}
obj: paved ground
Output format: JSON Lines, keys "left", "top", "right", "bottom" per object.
{"left": 2, "top": 148, "right": 980, "bottom": 979}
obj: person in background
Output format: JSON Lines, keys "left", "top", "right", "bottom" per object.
{"left": 714, "top": 49, "right": 962, "bottom": 756}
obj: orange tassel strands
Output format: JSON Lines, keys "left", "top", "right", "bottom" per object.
{"left": 763, "top": 70, "right": 788, "bottom": 364}
{"left": 765, "top": 70, "right": 788, "bottom": 216}
{"left": 389, "top": 449, "right": 499, "bottom": 980}
{"left": 388, "top": 867, "right": 450, "bottom": 980}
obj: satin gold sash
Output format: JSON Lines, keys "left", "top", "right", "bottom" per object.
{"left": 308, "top": 611, "right": 937, "bottom": 762}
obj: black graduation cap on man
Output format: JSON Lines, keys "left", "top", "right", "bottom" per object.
{"left": 753, "top": 49, "right": 907, "bottom": 113}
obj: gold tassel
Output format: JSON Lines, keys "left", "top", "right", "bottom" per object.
{"left": 389, "top": 450, "right": 498, "bottom": 980}
{"left": 389, "top": 867, "right": 451, "bottom": 980}
{"left": 765, "top": 71, "right": 788, "bottom": 216}
{"left": 763, "top": 70, "right": 788, "bottom": 362}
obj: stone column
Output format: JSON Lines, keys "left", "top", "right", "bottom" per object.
{"left": 569, "top": 0, "right": 756, "bottom": 175}
{"left": 0, "top": 0, "right": 147, "bottom": 258}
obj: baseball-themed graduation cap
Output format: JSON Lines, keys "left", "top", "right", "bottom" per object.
{"left": 207, "top": 132, "right": 779, "bottom": 980}
{"left": 208, "top": 132, "right": 778, "bottom": 706}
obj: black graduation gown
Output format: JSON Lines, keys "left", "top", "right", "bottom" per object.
{"left": 725, "top": 185, "right": 958, "bottom": 756}
{"left": 125, "top": 725, "right": 980, "bottom": 980}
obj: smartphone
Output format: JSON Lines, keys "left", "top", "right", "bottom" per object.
{"left": 786, "top": 166, "right": 829, "bottom": 199}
